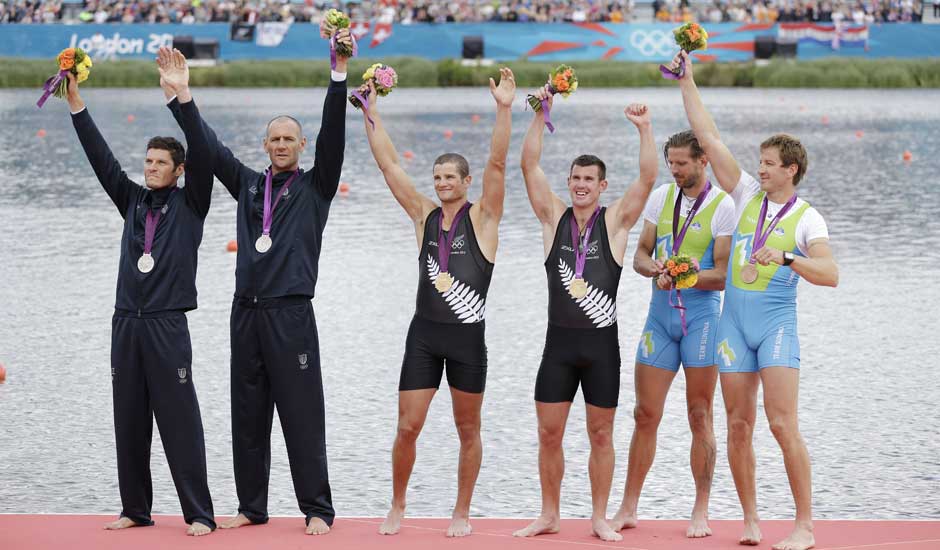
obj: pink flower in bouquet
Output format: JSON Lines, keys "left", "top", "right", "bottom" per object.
{"left": 375, "top": 67, "right": 396, "bottom": 89}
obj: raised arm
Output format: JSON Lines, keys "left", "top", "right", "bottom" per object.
{"left": 361, "top": 81, "right": 436, "bottom": 224}
{"left": 157, "top": 48, "right": 212, "bottom": 218}
{"left": 520, "top": 87, "right": 566, "bottom": 230}
{"left": 311, "top": 28, "right": 351, "bottom": 201}
{"left": 160, "top": 47, "right": 254, "bottom": 199}
{"left": 66, "top": 74, "right": 137, "bottom": 217}
{"left": 611, "top": 103, "right": 658, "bottom": 233}
{"left": 675, "top": 51, "right": 741, "bottom": 194}
{"left": 477, "top": 67, "right": 515, "bottom": 223}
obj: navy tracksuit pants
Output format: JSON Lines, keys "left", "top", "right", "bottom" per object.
{"left": 230, "top": 296, "right": 334, "bottom": 526}
{"left": 111, "top": 310, "right": 215, "bottom": 529}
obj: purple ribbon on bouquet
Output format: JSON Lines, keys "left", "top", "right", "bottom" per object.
{"left": 329, "top": 33, "right": 358, "bottom": 70}
{"left": 351, "top": 88, "right": 375, "bottom": 130}
{"left": 37, "top": 69, "right": 68, "bottom": 109}
{"left": 526, "top": 83, "right": 557, "bottom": 133}
{"left": 659, "top": 54, "right": 686, "bottom": 81}
{"left": 668, "top": 289, "right": 689, "bottom": 335}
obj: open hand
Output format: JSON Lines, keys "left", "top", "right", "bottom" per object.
{"left": 156, "top": 46, "right": 189, "bottom": 94}
{"left": 490, "top": 67, "right": 516, "bottom": 108}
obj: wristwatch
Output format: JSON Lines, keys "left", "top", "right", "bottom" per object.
{"left": 782, "top": 251, "right": 795, "bottom": 266}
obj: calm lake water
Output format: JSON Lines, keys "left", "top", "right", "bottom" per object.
{"left": 0, "top": 87, "right": 938, "bottom": 520}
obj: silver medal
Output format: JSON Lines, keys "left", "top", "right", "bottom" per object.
{"left": 137, "top": 253, "right": 155, "bottom": 273}
{"left": 255, "top": 234, "right": 273, "bottom": 253}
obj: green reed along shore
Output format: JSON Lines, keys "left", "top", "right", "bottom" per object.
{"left": 3, "top": 57, "right": 939, "bottom": 88}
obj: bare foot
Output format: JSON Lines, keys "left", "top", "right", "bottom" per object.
{"left": 772, "top": 524, "right": 814, "bottom": 550}
{"left": 378, "top": 505, "right": 404, "bottom": 535}
{"left": 187, "top": 522, "right": 213, "bottom": 537}
{"left": 608, "top": 508, "right": 637, "bottom": 531}
{"left": 686, "top": 512, "right": 712, "bottom": 538}
{"left": 591, "top": 518, "right": 623, "bottom": 542}
{"left": 103, "top": 517, "right": 141, "bottom": 530}
{"left": 739, "top": 518, "right": 762, "bottom": 546}
{"left": 305, "top": 516, "right": 330, "bottom": 535}
{"left": 219, "top": 513, "right": 252, "bottom": 529}
{"left": 446, "top": 516, "right": 472, "bottom": 537}
{"left": 513, "top": 516, "right": 560, "bottom": 537}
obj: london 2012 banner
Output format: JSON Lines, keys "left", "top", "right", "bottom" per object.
{"left": 0, "top": 22, "right": 936, "bottom": 62}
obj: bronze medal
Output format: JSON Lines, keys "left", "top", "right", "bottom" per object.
{"left": 740, "top": 263, "right": 758, "bottom": 284}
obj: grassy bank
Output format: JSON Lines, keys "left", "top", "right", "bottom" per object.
{"left": 2, "top": 57, "right": 939, "bottom": 88}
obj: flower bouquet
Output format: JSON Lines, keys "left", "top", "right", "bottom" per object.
{"left": 665, "top": 254, "right": 700, "bottom": 335}
{"left": 37, "top": 47, "right": 93, "bottom": 108}
{"left": 350, "top": 63, "right": 398, "bottom": 128}
{"left": 660, "top": 22, "right": 708, "bottom": 80}
{"left": 525, "top": 64, "right": 577, "bottom": 134}
{"left": 320, "top": 9, "right": 357, "bottom": 68}
{"left": 666, "top": 254, "right": 700, "bottom": 289}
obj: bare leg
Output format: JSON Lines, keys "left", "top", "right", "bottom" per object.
{"left": 761, "top": 367, "right": 814, "bottom": 550}
{"left": 611, "top": 363, "right": 675, "bottom": 531}
{"left": 447, "top": 387, "right": 484, "bottom": 537}
{"left": 513, "top": 401, "right": 571, "bottom": 537}
{"left": 379, "top": 388, "right": 437, "bottom": 535}
{"left": 720, "top": 372, "right": 762, "bottom": 546}
{"left": 586, "top": 404, "right": 621, "bottom": 542}
{"left": 685, "top": 366, "right": 718, "bottom": 538}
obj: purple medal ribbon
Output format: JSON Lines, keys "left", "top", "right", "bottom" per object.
{"left": 748, "top": 193, "right": 799, "bottom": 265}
{"left": 569, "top": 206, "right": 602, "bottom": 280}
{"left": 37, "top": 69, "right": 69, "bottom": 109}
{"left": 540, "top": 98, "right": 555, "bottom": 134}
{"left": 352, "top": 88, "right": 375, "bottom": 130}
{"left": 437, "top": 202, "right": 472, "bottom": 274}
{"left": 143, "top": 187, "right": 177, "bottom": 257}
{"left": 659, "top": 55, "right": 686, "bottom": 81}
{"left": 668, "top": 181, "right": 711, "bottom": 335}
{"left": 329, "top": 33, "right": 358, "bottom": 70}
{"left": 262, "top": 168, "right": 301, "bottom": 238}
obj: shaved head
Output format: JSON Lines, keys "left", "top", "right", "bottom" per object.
{"left": 266, "top": 115, "right": 303, "bottom": 139}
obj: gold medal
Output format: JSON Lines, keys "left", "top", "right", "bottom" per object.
{"left": 740, "top": 263, "right": 758, "bottom": 284}
{"left": 434, "top": 272, "right": 454, "bottom": 293}
{"left": 569, "top": 277, "right": 588, "bottom": 299}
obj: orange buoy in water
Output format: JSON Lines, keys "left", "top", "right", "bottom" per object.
{"left": 339, "top": 182, "right": 350, "bottom": 193}
{"left": 471, "top": 114, "right": 481, "bottom": 124}
{"left": 127, "top": 115, "right": 136, "bottom": 123}
{"left": 37, "top": 129, "right": 47, "bottom": 138}
{"left": 821, "top": 116, "right": 830, "bottom": 125}
{"left": 226, "top": 240, "right": 237, "bottom": 252}
{"left": 403, "top": 150, "right": 415, "bottom": 160}
{"left": 0, "top": 363, "right": 6, "bottom": 383}
{"left": 444, "top": 130, "right": 453, "bottom": 139}
{"left": 855, "top": 130, "right": 864, "bottom": 139}
{"left": 903, "top": 151, "right": 913, "bottom": 162}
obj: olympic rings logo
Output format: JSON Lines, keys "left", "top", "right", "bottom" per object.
{"left": 629, "top": 30, "right": 676, "bottom": 57}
